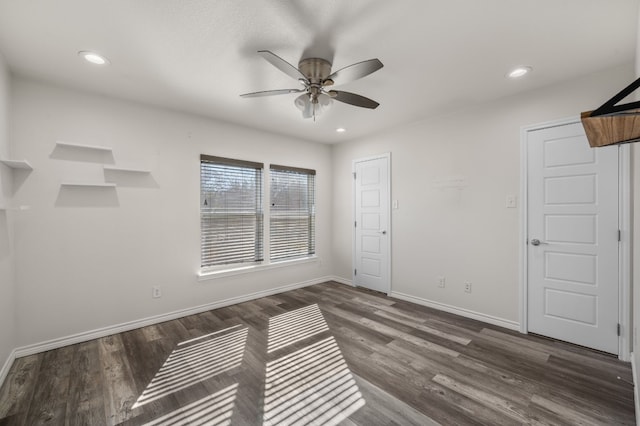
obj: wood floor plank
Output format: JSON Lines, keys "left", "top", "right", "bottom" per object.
{"left": 531, "top": 394, "right": 618, "bottom": 426}
{"left": 98, "top": 336, "right": 142, "bottom": 425}
{"left": 24, "top": 345, "right": 75, "bottom": 425}
{"left": 65, "top": 341, "right": 106, "bottom": 426}
{"left": 385, "top": 338, "right": 539, "bottom": 407}
{"left": 323, "top": 303, "right": 460, "bottom": 358}
{"left": 0, "top": 282, "right": 634, "bottom": 425}
{"left": 433, "top": 373, "right": 531, "bottom": 423}
{"left": 0, "top": 353, "right": 42, "bottom": 423}
{"left": 336, "top": 301, "right": 469, "bottom": 353}
{"left": 373, "top": 308, "right": 471, "bottom": 345}
{"left": 348, "top": 373, "right": 439, "bottom": 426}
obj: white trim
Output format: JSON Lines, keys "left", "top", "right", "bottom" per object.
{"left": 390, "top": 291, "right": 520, "bottom": 331}
{"left": 198, "top": 256, "right": 318, "bottom": 281}
{"left": 519, "top": 123, "right": 529, "bottom": 334}
{"left": 14, "top": 276, "right": 332, "bottom": 358}
{"left": 0, "top": 349, "right": 16, "bottom": 389}
{"left": 352, "top": 152, "right": 392, "bottom": 295}
{"left": 619, "top": 144, "right": 632, "bottom": 361}
{"left": 329, "top": 276, "right": 354, "bottom": 287}
{"left": 632, "top": 352, "right": 640, "bottom": 426}
{"left": 519, "top": 116, "right": 632, "bottom": 359}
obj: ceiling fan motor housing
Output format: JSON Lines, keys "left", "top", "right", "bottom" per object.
{"left": 298, "top": 58, "right": 332, "bottom": 85}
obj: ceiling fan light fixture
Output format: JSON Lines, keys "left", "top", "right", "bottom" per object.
{"left": 294, "top": 94, "right": 313, "bottom": 119}
{"left": 78, "top": 51, "right": 110, "bottom": 65}
{"left": 507, "top": 66, "right": 532, "bottom": 79}
{"left": 294, "top": 93, "right": 331, "bottom": 119}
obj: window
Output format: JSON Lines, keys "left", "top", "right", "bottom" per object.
{"left": 200, "top": 155, "right": 264, "bottom": 268}
{"left": 270, "top": 165, "right": 316, "bottom": 261}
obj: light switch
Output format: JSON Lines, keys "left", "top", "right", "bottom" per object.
{"left": 392, "top": 200, "right": 399, "bottom": 209}
{"left": 506, "top": 195, "right": 517, "bottom": 208}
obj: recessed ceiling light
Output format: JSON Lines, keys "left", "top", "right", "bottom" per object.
{"left": 78, "top": 51, "right": 110, "bottom": 65}
{"left": 336, "top": 128, "right": 346, "bottom": 133}
{"left": 507, "top": 66, "right": 532, "bottom": 79}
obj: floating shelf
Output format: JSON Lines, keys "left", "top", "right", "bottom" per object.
{"left": 61, "top": 182, "right": 116, "bottom": 188}
{"left": 56, "top": 141, "right": 113, "bottom": 152}
{"left": 103, "top": 166, "right": 150, "bottom": 174}
{"left": 0, "top": 159, "right": 33, "bottom": 170}
{"left": 0, "top": 205, "right": 30, "bottom": 211}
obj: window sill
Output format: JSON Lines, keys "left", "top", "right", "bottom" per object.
{"left": 197, "top": 256, "right": 318, "bottom": 282}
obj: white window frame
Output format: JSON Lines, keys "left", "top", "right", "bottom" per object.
{"left": 269, "top": 164, "right": 316, "bottom": 263}
{"left": 199, "top": 155, "right": 264, "bottom": 271}
{"left": 198, "top": 158, "right": 318, "bottom": 281}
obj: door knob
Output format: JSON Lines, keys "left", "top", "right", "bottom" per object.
{"left": 380, "top": 230, "right": 387, "bottom": 235}
{"left": 530, "top": 238, "right": 546, "bottom": 246}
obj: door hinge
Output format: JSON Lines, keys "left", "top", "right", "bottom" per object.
{"left": 353, "top": 172, "right": 356, "bottom": 180}
{"left": 354, "top": 221, "right": 357, "bottom": 228}
{"left": 617, "top": 323, "right": 621, "bottom": 336}
{"left": 618, "top": 229, "right": 621, "bottom": 242}
{"left": 354, "top": 269, "right": 357, "bottom": 276}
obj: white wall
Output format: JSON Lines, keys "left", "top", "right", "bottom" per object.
{"left": 4, "top": 61, "right": 636, "bottom": 357}
{"left": 0, "top": 52, "right": 16, "bottom": 376}
{"left": 332, "top": 64, "right": 634, "bottom": 324}
{"left": 10, "top": 77, "right": 333, "bottom": 348}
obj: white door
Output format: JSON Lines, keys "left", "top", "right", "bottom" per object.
{"left": 353, "top": 155, "right": 390, "bottom": 293}
{"left": 527, "top": 121, "right": 619, "bottom": 354}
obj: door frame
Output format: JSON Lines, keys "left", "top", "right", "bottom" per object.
{"left": 352, "top": 153, "right": 392, "bottom": 294}
{"left": 519, "top": 116, "right": 632, "bottom": 360}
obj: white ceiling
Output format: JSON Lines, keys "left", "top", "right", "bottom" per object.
{"left": 0, "top": 0, "right": 637, "bottom": 144}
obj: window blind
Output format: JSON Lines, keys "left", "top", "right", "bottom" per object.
{"left": 270, "top": 165, "right": 316, "bottom": 261}
{"left": 200, "top": 155, "right": 264, "bottom": 267}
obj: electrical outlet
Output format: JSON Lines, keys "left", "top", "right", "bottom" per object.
{"left": 152, "top": 286, "right": 162, "bottom": 298}
{"left": 437, "top": 276, "right": 445, "bottom": 288}
{"left": 464, "top": 282, "right": 472, "bottom": 293}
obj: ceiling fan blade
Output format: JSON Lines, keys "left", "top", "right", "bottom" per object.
{"left": 326, "top": 59, "right": 383, "bottom": 86}
{"left": 258, "top": 50, "right": 308, "bottom": 82}
{"left": 240, "top": 89, "right": 304, "bottom": 98}
{"left": 330, "top": 90, "right": 380, "bottom": 109}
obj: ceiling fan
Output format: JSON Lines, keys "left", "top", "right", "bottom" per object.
{"left": 240, "top": 50, "right": 383, "bottom": 120}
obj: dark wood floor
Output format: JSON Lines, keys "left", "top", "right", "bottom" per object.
{"left": 0, "top": 281, "right": 635, "bottom": 425}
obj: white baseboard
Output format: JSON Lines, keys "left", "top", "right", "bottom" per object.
{"left": 329, "top": 276, "right": 354, "bottom": 287}
{"left": 632, "top": 352, "right": 640, "bottom": 426}
{"left": 0, "top": 349, "right": 16, "bottom": 390}
{"left": 390, "top": 291, "right": 520, "bottom": 331}
{"left": 14, "top": 276, "right": 333, "bottom": 358}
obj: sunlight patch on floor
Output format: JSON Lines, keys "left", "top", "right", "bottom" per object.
{"left": 133, "top": 325, "right": 247, "bottom": 408}
{"left": 142, "top": 383, "right": 238, "bottom": 426}
{"left": 267, "top": 304, "right": 329, "bottom": 353}
{"left": 263, "top": 336, "right": 365, "bottom": 425}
